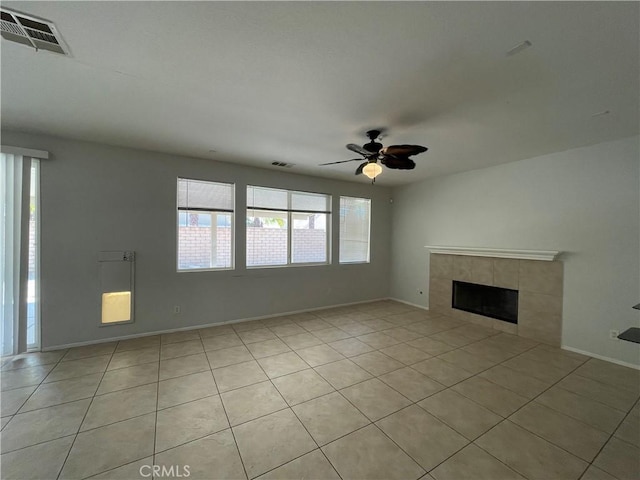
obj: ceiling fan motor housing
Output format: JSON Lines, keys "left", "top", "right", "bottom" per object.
{"left": 364, "top": 141, "right": 383, "bottom": 153}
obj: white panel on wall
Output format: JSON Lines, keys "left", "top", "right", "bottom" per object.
{"left": 99, "top": 251, "right": 135, "bottom": 324}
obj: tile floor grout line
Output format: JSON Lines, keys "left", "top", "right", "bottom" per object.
{"left": 470, "top": 418, "right": 580, "bottom": 480}
{"left": 5, "top": 350, "right": 69, "bottom": 418}
{"left": 151, "top": 424, "right": 231, "bottom": 457}
{"left": 576, "top": 393, "right": 640, "bottom": 479}
{"left": 55, "top": 343, "right": 118, "bottom": 480}
{"left": 282, "top": 323, "right": 473, "bottom": 478}
{"left": 502, "top": 359, "right": 626, "bottom": 436}
{"left": 0, "top": 355, "right": 65, "bottom": 373}
{"left": 414, "top": 419, "right": 501, "bottom": 477}
{"left": 83, "top": 456, "right": 149, "bottom": 479}
{"left": 151, "top": 343, "right": 161, "bottom": 472}
{"left": 563, "top": 372, "right": 640, "bottom": 409}
{"left": 433, "top": 342, "right": 600, "bottom": 434}
{"left": 280, "top": 387, "right": 344, "bottom": 480}
{"left": 206, "top": 331, "right": 251, "bottom": 480}
{"left": 467, "top": 355, "right": 612, "bottom": 478}
{"left": 239, "top": 328, "right": 344, "bottom": 480}
{"left": 571, "top": 371, "right": 640, "bottom": 398}
{"left": 13, "top": 389, "right": 108, "bottom": 416}
{"left": 305, "top": 422, "right": 379, "bottom": 474}
{"left": 67, "top": 409, "right": 155, "bottom": 437}
{"left": 428, "top": 336, "right": 552, "bottom": 399}
{"left": 315, "top": 326, "right": 581, "bottom": 478}
{"left": 253, "top": 447, "right": 345, "bottom": 480}
{"left": 364, "top": 420, "right": 432, "bottom": 478}
{"left": 0, "top": 432, "right": 77, "bottom": 456}
{"left": 155, "top": 391, "right": 218, "bottom": 413}
{"left": 141, "top": 338, "right": 247, "bottom": 464}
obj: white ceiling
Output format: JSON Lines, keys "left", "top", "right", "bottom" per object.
{"left": 1, "top": 1, "right": 638, "bottom": 186}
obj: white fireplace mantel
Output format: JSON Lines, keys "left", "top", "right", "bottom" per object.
{"left": 424, "top": 246, "right": 561, "bottom": 261}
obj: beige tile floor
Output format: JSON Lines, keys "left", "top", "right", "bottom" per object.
{"left": 1, "top": 300, "right": 639, "bottom": 480}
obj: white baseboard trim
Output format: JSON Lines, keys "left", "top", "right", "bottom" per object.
{"left": 42, "top": 297, "right": 391, "bottom": 351}
{"left": 389, "top": 297, "right": 429, "bottom": 311}
{"left": 561, "top": 345, "right": 640, "bottom": 370}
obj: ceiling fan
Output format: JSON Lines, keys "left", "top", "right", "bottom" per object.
{"left": 320, "top": 129, "right": 428, "bottom": 182}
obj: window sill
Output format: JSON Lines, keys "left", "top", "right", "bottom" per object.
{"left": 177, "top": 267, "right": 235, "bottom": 273}
{"left": 246, "top": 262, "right": 330, "bottom": 270}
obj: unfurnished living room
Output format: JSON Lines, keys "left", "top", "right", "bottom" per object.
{"left": 0, "top": 2, "right": 639, "bottom": 480}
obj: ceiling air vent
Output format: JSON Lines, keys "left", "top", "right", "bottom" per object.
{"left": 1, "top": 7, "right": 69, "bottom": 55}
{"left": 272, "top": 161, "right": 295, "bottom": 168}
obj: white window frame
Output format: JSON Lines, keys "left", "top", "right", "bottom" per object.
{"left": 177, "top": 178, "right": 235, "bottom": 272}
{"left": 339, "top": 196, "right": 371, "bottom": 264}
{"left": 246, "top": 186, "right": 331, "bottom": 268}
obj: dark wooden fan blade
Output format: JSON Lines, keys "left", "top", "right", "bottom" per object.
{"left": 346, "top": 143, "right": 370, "bottom": 157}
{"left": 381, "top": 156, "right": 416, "bottom": 170}
{"left": 319, "top": 158, "right": 362, "bottom": 166}
{"left": 380, "top": 145, "right": 428, "bottom": 157}
{"left": 355, "top": 161, "right": 368, "bottom": 175}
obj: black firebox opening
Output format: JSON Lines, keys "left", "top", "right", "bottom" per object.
{"left": 452, "top": 281, "right": 519, "bottom": 324}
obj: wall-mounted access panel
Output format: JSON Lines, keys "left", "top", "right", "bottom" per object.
{"left": 98, "top": 251, "right": 135, "bottom": 325}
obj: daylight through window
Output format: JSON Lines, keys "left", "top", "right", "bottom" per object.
{"left": 339, "top": 196, "right": 371, "bottom": 263}
{"left": 177, "top": 178, "right": 234, "bottom": 270}
{"left": 247, "top": 186, "right": 330, "bottom": 267}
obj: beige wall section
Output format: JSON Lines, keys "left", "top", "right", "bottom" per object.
{"left": 391, "top": 136, "right": 640, "bottom": 366}
{"left": 2, "top": 131, "right": 393, "bottom": 349}
{"left": 429, "top": 254, "right": 564, "bottom": 345}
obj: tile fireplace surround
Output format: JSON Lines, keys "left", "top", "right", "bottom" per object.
{"left": 428, "top": 253, "right": 563, "bottom": 346}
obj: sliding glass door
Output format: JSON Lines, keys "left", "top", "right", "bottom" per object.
{"left": 27, "top": 160, "right": 40, "bottom": 350}
{"left": 1, "top": 153, "right": 40, "bottom": 355}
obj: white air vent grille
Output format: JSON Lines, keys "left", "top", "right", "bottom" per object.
{"left": 1, "top": 7, "right": 69, "bottom": 55}
{"left": 272, "top": 161, "right": 295, "bottom": 168}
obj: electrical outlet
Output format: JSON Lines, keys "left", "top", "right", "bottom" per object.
{"left": 173, "top": 305, "right": 181, "bottom": 314}
{"left": 609, "top": 329, "right": 619, "bottom": 340}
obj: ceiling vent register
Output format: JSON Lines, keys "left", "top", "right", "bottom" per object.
{"left": 1, "top": 7, "right": 69, "bottom": 55}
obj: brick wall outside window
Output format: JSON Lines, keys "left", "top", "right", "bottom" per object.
{"left": 178, "top": 226, "right": 327, "bottom": 268}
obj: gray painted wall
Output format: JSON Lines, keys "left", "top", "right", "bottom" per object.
{"left": 390, "top": 136, "right": 640, "bottom": 365}
{"left": 5, "top": 130, "right": 639, "bottom": 365}
{"left": 2, "top": 132, "right": 392, "bottom": 349}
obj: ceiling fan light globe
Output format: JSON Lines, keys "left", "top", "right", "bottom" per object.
{"left": 362, "top": 163, "right": 382, "bottom": 179}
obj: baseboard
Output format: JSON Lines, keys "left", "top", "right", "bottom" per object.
{"left": 389, "top": 297, "right": 429, "bottom": 311}
{"left": 42, "top": 297, "right": 391, "bottom": 351}
{"left": 561, "top": 345, "right": 640, "bottom": 370}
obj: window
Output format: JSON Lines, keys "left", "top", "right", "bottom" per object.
{"left": 247, "top": 186, "right": 330, "bottom": 267}
{"left": 177, "top": 178, "right": 234, "bottom": 270}
{"left": 339, "top": 196, "right": 371, "bottom": 263}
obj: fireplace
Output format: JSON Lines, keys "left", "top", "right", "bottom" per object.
{"left": 427, "top": 249, "right": 563, "bottom": 345}
{"left": 452, "top": 281, "right": 519, "bottom": 324}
